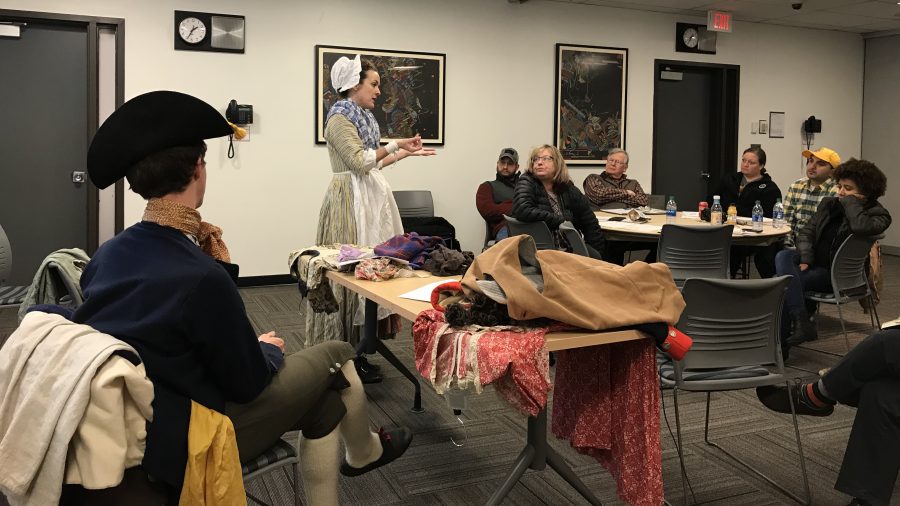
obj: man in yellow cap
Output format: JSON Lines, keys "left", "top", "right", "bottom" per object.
{"left": 783, "top": 147, "right": 840, "bottom": 247}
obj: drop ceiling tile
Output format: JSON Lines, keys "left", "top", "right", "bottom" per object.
{"left": 827, "top": 1, "right": 900, "bottom": 17}
{"left": 784, "top": 9, "right": 883, "bottom": 25}
{"left": 853, "top": 18, "right": 900, "bottom": 30}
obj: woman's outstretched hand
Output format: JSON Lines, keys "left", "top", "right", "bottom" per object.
{"left": 397, "top": 134, "right": 423, "bottom": 152}
{"left": 403, "top": 147, "right": 437, "bottom": 157}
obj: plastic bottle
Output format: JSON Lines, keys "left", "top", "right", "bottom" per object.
{"left": 710, "top": 195, "right": 723, "bottom": 225}
{"left": 726, "top": 203, "right": 737, "bottom": 225}
{"left": 666, "top": 196, "right": 677, "bottom": 224}
{"left": 752, "top": 200, "right": 764, "bottom": 232}
{"left": 773, "top": 198, "right": 785, "bottom": 229}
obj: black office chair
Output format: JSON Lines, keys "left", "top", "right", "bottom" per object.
{"left": 503, "top": 215, "right": 588, "bottom": 256}
{"left": 657, "top": 224, "right": 733, "bottom": 288}
{"left": 392, "top": 190, "right": 434, "bottom": 217}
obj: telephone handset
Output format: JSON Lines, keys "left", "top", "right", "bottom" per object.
{"left": 226, "top": 99, "right": 253, "bottom": 125}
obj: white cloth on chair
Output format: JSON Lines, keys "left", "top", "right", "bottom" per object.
{"left": 0, "top": 312, "right": 153, "bottom": 506}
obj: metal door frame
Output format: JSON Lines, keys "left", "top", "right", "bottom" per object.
{"left": 651, "top": 59, "right": 740, "bottom": 200}
{"left": 0, "top": 9, "right": 124, "bottom": 253}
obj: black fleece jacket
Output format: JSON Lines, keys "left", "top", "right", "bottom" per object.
{"left": 512, "top": 173, "right": 605, "bottom": 254}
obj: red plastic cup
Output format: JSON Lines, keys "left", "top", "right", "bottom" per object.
{"left": 698, "top": 201, "right": 709, "bottom": 213}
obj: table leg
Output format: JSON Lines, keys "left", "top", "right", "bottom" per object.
{"left": 357, "top": 297, "right": 424, "bottom": 413}
{"left": 486, "top": 409, "right": 601, "bottom": 506}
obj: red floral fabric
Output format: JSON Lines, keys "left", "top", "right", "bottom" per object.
{"left": 412, "top": 310, "right": 550, "bottom": 416}
{"left": 412, "top": 310, "right": 663, "bottom": 505}
{"left": 552, "top": 338, "right": 663, "bottom": 506}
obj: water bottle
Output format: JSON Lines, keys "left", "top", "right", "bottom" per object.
{"left": 665, "top": 195, "right": 677, "bottom": 224}
{"left": 752, "top": 200, "right": 764, "bottom": 232}
{"left": 773, "top": 198, "right": 785, "bottom": 229}
{"left": 710, "top": 195, "right": 723, "bottom": 225}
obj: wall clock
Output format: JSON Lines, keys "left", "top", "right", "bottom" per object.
{"left": 178, "top": 16, "right": 206, "bottom": 45}
{"left": 174, "top": 11, "right": 245, "bottom": 54}
{"left": 675, "top": 23, "right": 716, "bottom": 55}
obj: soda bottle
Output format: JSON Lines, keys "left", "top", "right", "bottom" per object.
{"left": 726, "top": 203, "right": 737, "bottom": 225}
{"left": 773, "top": 198, "right": 785, "bottom": 229}
{"left": 710, "top": 196, "right": 723, "bottom": 225}
{"left": 752, "top": 200, "right": 764, "bottom": 232}
{"left": 666, "top": 196, "right": 677, "bottom": 224}
{"left": 698, "top": 201, "right": 708, "bottom": 214}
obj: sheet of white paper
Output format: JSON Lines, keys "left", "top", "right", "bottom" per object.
{"left": 398, "top": 280, "right": 448, "bottom": 302}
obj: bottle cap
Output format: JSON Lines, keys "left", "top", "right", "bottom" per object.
{"left": 713, "top": 195, "right": 720, "bottom": 200}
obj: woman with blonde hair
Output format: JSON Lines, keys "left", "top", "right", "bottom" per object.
{"left": 512, "top": 144, "right": 605, "bottom": 259}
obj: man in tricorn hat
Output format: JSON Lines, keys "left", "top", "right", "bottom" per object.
{"left": 76, "top": 91, "right": 411, "bottom": 503}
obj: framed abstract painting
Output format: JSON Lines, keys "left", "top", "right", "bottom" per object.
{"left": 315, "top": 45, "right": 445, "bottom": 145}
{"left": 555, "top": 44, "right": 628, "bottom": 165}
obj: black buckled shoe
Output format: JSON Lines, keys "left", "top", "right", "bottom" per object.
{"left": 355, "top": 356, "right": 383, "bottom": 384}
{"left": 756, "top": 384, "right": 833, "bottom": 417}
{"left": 340, "top": 427, "right": 413, "bottom": 477}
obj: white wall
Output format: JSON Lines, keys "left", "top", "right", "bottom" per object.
{"left": 862, "top": 34, "right": 900, "bottom": 252}
{"left": 4, "top": 0, "right": 869, "bottom": 275}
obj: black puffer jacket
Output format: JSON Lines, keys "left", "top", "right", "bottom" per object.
{"left": 797, "top": 196, "right": 891, "bottom": 267}
{"left": 512, "top": 173, "right": 605, "bottom": 254}
{"left": 713, "top": 171, "right": 782, "bottom": 217}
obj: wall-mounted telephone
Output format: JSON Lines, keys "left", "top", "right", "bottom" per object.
{"left": 803, "top": 115, "right": 821, "bottom": 133}
{"left": 226, "top": 99, "right": 253, "bottom": 125}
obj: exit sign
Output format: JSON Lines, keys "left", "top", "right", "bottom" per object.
{"left": 707, "top": 10, "right": 732, "bottom": 32}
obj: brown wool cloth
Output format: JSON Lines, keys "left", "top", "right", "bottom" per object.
{"left": 142, "top": 198, "right": 231, "bottom": 262}
{"left": 461, "top": 235, "right": 685, "bottom": 329}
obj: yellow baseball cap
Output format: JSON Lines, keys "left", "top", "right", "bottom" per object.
{"left": 801, "top": 147, "right": 841, "bottom": 169}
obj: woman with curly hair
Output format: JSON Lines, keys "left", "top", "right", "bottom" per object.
{"left": 776, "top": 158, "right": 891, "bottom": 357}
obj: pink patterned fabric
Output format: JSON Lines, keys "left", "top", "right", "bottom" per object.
{"left": 552, "top": 338, "right": 663, "bottom": 506}
{"left": 412, "top": 310, "right": 551, "bottom": 416}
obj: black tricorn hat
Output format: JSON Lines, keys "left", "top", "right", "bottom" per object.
{"left": 87, "top": 90, "right": 233, "bottom": 189}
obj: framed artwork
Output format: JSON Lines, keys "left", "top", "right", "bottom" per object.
{"left": 315, "top": 45, "right": 446, "bottom": 145}
{"left": 758, "top": 119, "right": 768, "bottom": 135}
{"left": 768, "top": 111, "right": 785, "bottom": 138}
{"left": 555, "top": 44, "right": 628, "bottom": 165}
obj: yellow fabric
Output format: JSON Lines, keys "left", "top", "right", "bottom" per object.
{"left": 179, "top": 401, "right": 245, "bottom": 506}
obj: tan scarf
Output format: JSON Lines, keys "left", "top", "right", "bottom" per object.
{"left": 142, "top": 198, "right": 231, "bottom": 263}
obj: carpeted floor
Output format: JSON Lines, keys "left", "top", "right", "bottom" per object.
{"left": 1, "top": 255, "right": 898, "bottom": 505}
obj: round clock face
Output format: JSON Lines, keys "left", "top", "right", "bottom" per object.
{"left": 683, "top": 27, "right": 699, "bottom": 48}
{"left": 178, "top": 17, "right": 207, "bottom": 45}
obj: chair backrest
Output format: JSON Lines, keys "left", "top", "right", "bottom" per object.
{"left": 0, "top": 224, "right": 11, "bottom": 286}
{"left": 393, "top": 190, "right": 434, "bottom": 217}
{"left": 503, "top": 215, "right": 589, "bottom": 257}
{"left": 830, "top": 234, "right": 876, "bottom": 297}
{"left": 504, "top": 215, "right": 556, "bottom": 251}
{"left": 677, "top": 276, "right": 790, "bottom": 373}
{"left": 648, "top": 194, "right": 666, "bottom": 210}
{"left": 558, "top": 222, "right": 589, "bottom": 256}
{"left": 657, "top": 224, "right": 733, "bottom": 286}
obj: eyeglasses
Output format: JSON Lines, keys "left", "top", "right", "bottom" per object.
{"left": 532, "top": 156, "right": 554, "bottom": 163}
{"left": 606, "top": 159, "right": 626, "bottom": 166}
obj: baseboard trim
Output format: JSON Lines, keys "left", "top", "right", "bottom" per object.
{"left": 237, "top": 274, "right": 295, "bottom": 287}
{"left": 881, "top": 244, "right": 900, "bottom": 257}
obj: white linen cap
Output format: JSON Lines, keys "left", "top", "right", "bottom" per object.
{"left": 331, "top": 54, "right": 362, "bottom": 93}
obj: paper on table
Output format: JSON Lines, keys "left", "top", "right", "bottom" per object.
{"left": 398, "top": 280, "right": 447, "bottom": 302}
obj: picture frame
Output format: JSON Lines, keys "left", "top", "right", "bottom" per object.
{"left": 555, "top": 44, "right": 628, "bottom": 165}
{"left": 758, "top": 119, "right": 768, "bottom": 135}
{"left": 768, "top": 111, "right": 785, "bottom": 138}
{"left": 315, "top": 45, "right": 446, "bottom": 145}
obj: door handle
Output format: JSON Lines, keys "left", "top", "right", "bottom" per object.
{"left": 700, "top": 172, "right": 710, "bottom": 179}
{"left": 72, "top": 171, "right": 86, "bottom": 184}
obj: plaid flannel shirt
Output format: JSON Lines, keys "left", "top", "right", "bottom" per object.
{"left": 783, "top": 177, "right": 837, "bottom": 246}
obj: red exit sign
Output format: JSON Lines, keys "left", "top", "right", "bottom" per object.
{"left": 707, "top": 10, "right": 732, "bottom": 32}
